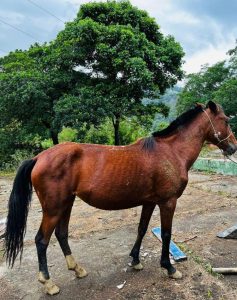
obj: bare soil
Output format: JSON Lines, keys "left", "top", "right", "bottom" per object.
{"left": 1, "top": 171, "right": 237, "bottom": 300}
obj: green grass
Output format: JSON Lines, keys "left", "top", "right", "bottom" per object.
{"left": 0, "top": 248, "right": 4, "bottom": 264}
{"left": 199, "top": 145, "right": 212, "bottom": 158}
{"left": 217, "top": 190, "right": 230, "bottom": 197}
{"left": 0, "top": 171, "right": 15, "bottom": 177}
{"left": 177, "top": 243, "right": 223, "bottom": 279}
{"left": 199, "top": 169, "right": 216, "bottom": 175}
{"left": 207, "top": 289, "right": 213, "bottom": 299}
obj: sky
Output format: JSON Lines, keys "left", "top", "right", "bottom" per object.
{"left": 0, "top": 0, "right": 237, "bottom": 74}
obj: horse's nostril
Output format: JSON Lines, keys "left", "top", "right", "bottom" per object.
{"left": 230, "top": 145, "right": 237, "bottom": 154}
{"left": 231, "top": 144, "right": 237, "bottom": 154}
{"left": 224, "top": 144, "right": 237, "bottom": 156}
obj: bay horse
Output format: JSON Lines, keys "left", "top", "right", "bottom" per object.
{"left": 4, "top": 101, "right": 237, "bottom": 295}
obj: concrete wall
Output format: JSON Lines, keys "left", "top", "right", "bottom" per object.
{"left": 193, "top": 158, "right": 237, "bottom": 176}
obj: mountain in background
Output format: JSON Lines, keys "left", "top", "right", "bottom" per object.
{"left": 159, "top": 85, "right": 182, "bottom": 120}
{"left": 143, "top": 85, "right": 182, "bottom": 131}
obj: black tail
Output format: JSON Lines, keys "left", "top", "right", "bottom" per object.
{"left": 4, "top": 159, "right": 37, "bottom": 267}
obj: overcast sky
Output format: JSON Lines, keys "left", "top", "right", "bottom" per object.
{"left": 0, "top": 0, "right": 237, "bottom": 74}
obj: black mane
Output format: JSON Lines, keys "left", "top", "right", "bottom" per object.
{"left": 142, "top": 105, "right": 204, "bottom": 151}
{"left": 153, "top": 105, "right": 203, "bottom": 137}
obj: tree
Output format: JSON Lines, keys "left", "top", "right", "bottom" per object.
{"left": 54, "top": 0, "right": 184, "bottom": 144}
{"left": 214, "top": 78, "right": 237, "bottom": 133}
{"left": 176, "top": 62, "right": 230, "bottom": 114}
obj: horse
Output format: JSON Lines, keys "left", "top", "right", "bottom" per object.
{"left": 4, "top": 100, "right": 237, "bottom": 295}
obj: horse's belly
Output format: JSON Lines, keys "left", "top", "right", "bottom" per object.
{"left": 77, "top": 184, "right": 151, "bottom": 210}
{"left": 83, "top": 197, "right": 142, "bottom": 210}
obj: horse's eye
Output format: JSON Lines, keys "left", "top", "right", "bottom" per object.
{"left": 225, "top": 120, "right": 229, "bottom": 125}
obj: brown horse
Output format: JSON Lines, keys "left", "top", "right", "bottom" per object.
{"left": 5, "top": 101, "right": 237, "bottom": 295}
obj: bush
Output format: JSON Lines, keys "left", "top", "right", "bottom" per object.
{"left": 59, "top": 127, "right": 78, "bottom": 142}
{"left": 83, "top": 120, "right": 114, "bottom": 145}
{"left": 1, "top": 149, "right": 35, "bottom": 171}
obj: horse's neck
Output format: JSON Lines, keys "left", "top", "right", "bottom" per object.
{"left": 172, "top": 115, "right": 209, "bottom": 170}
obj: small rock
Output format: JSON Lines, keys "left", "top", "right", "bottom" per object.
{"left": 117, "top": 281, "right": 126, "bottom": 289}
{"left": 48, "top": 263, "right": 54, "bottom": 267}
{"left": 170, "top": 258, "right": 176, "bottom": 265}
{"left": 122, "top": 267, "right": 127, "bottom": 272}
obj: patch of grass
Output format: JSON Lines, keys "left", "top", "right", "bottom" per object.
{"left": 207, "top": 289, "right": 213, "bottom": 299}
{"left": 191, "top": 169, "right": 216, "bottom": 176}
{"left": 177, "top": 243, "right": 223, "bottom": 279}
{"left": 217, "top": 190, "right": 230, "bottom": 197}
{"left": 0, "top": 247, "right": 4, "bottom": 264}
{"left": 202, "top": 169, "right": 216, "bottom": 175}
{"left": 0, "top": 170, "right": 15, "bottom": 178}
{"left": 199, "top": 145, "right": 212, "bottom": 158}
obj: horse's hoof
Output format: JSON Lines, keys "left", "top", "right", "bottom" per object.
{"left": 66, "top": 255, "right": 77, "bottom": 270}
{"left": 44, "top": 279, "right": 60, "bottom": 295}
{"left": 132, "top": 262, "right": 144, "bottom": 270}
{"left": 38, "top": 272, "right": 46, "bottom": 284}
{"left": 169, "top": 270, "right": 183, "bottom": 279}
{"left": 75, "top": 264, "right": 88, "bottom": 278}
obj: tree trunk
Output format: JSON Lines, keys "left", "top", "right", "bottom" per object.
{"left": 50, "top": 129, "right": 59, "bottom": 145}
{"left": 112, "top": 115, "right": 120, "bottom": 145}
{"left": 42, "top": 120, "right": 59, "bottom": 145}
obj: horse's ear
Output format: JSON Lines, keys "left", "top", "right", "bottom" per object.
{"left": 206, "top": 101, "right": 218, "bottom": 113}
{"left": 195, "top": 102, "right": 204, "bottom": 108}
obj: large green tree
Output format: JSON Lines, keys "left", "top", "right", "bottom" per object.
{"left": 176, "top": 62, "right": 230, "bottom": 114}
{"left": 53, "top": 0, "right": 184, "bottom": 144}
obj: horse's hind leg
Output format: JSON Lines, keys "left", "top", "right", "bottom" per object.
{"left": 35, "top": 213, "right": 61, "bottom": 295}
{"left": 130, "top": 203, "right": 155, "bottom": 270}
{"left": 55, "top": 202, "right": 87, "bottom": 279}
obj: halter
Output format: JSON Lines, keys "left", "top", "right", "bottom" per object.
{"left": 202, "top": 108, "right": 232, "bottom": 145}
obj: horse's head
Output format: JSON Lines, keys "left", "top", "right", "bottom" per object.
{"left": 202, "top": 101, "right": 237, "bottom": 156}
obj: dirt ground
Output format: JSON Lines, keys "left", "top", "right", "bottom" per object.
{"left": 1, "top": 171, "right": 237, "bottom": 300}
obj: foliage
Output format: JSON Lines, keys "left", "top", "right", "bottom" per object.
{"left": 83, "top": 119, "right": 114, "bottom": 145}
{"left": 2, "top": 150, "right": 35, "bottom": 172}
{"left": 54, "top": 91, "right": 106, "bottom": 131}
{"left": 176, "top": 41, "right": 237, "bottom": 134}
{"left": 41, "top": 127, "right": 78, "bottom": 149}
{"left": 0, "top": 49, "right": 35, "bottom": 73}
{"left": 59, "top": 127, "right": 78, "bottom": 142}
{"left": 0, "top": 43, "right": 79, "bottom": 145}
{"left": 214, "top": 78, "right": 237, "bottom": 133}
{"left": 41, "top": 139, "right": 53, "bottom": 149}
{"left": 176, "top": 62, "right": 230, "bottom": 114}
{"left": 0, "top": 120, "right": 40, "bottom": 170}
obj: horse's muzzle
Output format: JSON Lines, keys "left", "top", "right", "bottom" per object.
{"left": 223, "top": 143, "right": 237, "bottom": 156}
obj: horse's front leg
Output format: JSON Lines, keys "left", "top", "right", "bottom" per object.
{"left": 159, "top": 198, "right": 182, "bottom": 279}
